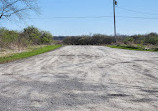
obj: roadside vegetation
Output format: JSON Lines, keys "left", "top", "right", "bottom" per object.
{"left": 0, "top": 26, "right": 62, "bottom": 63}
{"left": 0, "top": 45, "right": 62, "bottom": 64}
{"left": 107, "top": 45, "right": 158, "bottom": 52}
{"left": 110, "top": 33, "right": 158, "bottom": 51}
{"left": 63, "top": 33, "right": 158, "bottom": 51}
{"left": 0, "top": 26, "right": 53, "bottom": 51}
{"left": 1, "top": 25, "right": 158, "bottom": 64}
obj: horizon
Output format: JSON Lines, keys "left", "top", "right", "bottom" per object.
{"left": 1, "top": 26, "right": 158, "bottom": 37}
{"left": 1, "top": 0, "right": 158, "bottom": 36}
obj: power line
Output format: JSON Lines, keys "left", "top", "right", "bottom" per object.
{"left": 28, "top": 5, "right": 158, "bottom": 20}
{"left": 36, "top": 16, "right": 113, "bottom": 19}
{"left": 29, "top": 16, "right": 158, "bottom": 20}
{"left": 117, "top": 6, "right": 158, "bottom": 16}
{"left": 118, "top": 16, "right": 158, "bottom": 19}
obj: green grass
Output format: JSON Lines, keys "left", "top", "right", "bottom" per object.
{"left": 0, "top": 45, "right": 62, "bottom": 64}
{"left": 107, "top": 45, "right": 158, "bottom": 52}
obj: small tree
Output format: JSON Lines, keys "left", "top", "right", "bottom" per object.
{"left": 23, "top": 26, "right": 41, "bottom": 45}
{"left": 0, "top": 28, "right": 19, "bottom": 49}
{"left": 0, "top": 0, "right": 38, "bottom": 20}
{"left": 40, "top": 31, "right": 53, "bottom": 44}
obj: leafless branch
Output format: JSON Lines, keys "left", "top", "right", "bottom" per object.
{"left": 0, "top": 0, "right": 39, "bottom": 20}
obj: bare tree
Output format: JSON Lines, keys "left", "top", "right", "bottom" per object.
{"left": 0, "top": 0, "right": 38, "bottom": 20}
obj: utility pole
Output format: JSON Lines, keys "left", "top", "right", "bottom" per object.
{"left": 113, "top": 0, "right": 117, "bottom": 37}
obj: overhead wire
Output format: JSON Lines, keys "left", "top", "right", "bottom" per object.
{"left": 117, "top": 6, "right": 158, "bottom": 16}
{"left": 28, "top": 6, "right": 158, "bottom": 20}
{"left": 29, "top": 16, "right": 158, "bottom": 20}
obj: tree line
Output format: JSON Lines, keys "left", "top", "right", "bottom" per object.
{"left": 63, "top": 34, "right": 116, "bottom": 45}
{"left": 63, "top": 33, "right": 158, "bottom": 46}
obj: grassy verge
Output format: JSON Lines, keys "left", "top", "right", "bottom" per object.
{"left": 107, "top": 45, "right": 158, "bottom": 52}
{"left": 0, "top": 45, "right": 62, "bottom": 64}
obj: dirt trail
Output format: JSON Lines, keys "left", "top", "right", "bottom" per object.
{"left": 0, "top": 46, "right": 158, "bottom": 111}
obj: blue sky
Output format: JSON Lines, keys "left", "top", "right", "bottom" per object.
{"left": 1, "top": 0, "right": 158, "bottom": 36}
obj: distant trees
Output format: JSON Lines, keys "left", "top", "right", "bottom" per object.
{"left": 63, "top": 34, "right": 115, "bottom": 45}
{"left": 63, "top": 33, "right": 158, "bottom": 46}
{"left": 0, "top": 0, "right": 38, "bottom": 20}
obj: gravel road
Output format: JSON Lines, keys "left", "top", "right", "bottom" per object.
{"left": 0, "top": 46, "right": 158, "bottom": 111}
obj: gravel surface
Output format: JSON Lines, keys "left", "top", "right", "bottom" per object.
{"left": 0, "top": 46, "right": 158, "bottom": 111}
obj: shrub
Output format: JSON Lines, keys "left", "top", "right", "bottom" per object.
{"left": 0, "top": 26, "right": 54, "bottom": 50}
{"left": 23, "top": 26, "right": 42, "bottom": 45}
{"left": 22, "top": 26, "right": 53, "bottom": 45}
{"left": 40, "top": 31, "right": 53, "bottom": 44}
{"left": 0, "top": 28, "right": 19, "bottom": 49}
{"left": 144, "top": 35, "right": 158, "bottom": 45}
